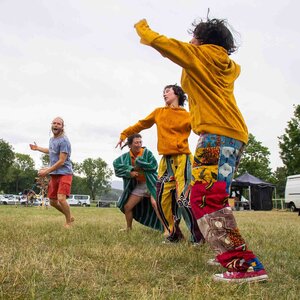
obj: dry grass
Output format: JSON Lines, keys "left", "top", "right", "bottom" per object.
{"left": 0, "top": 206, "right": 299, "bottom": 300}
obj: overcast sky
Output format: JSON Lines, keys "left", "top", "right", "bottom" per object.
{"left": 0, "top": 0, "right": 299, "bottom": 181}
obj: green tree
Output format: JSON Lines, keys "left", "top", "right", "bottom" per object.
{"left": 270, "top": 166, "right": 287, "bottom": 198}
{"left": 6, "top": 153, "right": 37, "bottom": 194}
{"left": 0, "top": 139, "right": 15, "bottom": 191}
{"left": 77, "top": 158, "right": 113, "bottom": 200}
{"left": 236, "top": 133, "right": 272, "bottom": 181}
{"left": 71, "top": 175, "right": 90, "bottom": 195}
{"left": 40, "top": 154, "right": 50, "bottom": 167}
{"left": 278, "top": 104, "right": 300, "bottom": 175}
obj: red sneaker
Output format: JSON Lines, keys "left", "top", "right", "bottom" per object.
{"left": 213, "top": 269, "right": 268, "bottom": 283}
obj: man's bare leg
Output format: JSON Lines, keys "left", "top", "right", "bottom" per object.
{"left": 123, "top": 194, "right": 143, "bottom": 230}
{"left": 57, "top": 194, "right": 73, "bottom": 227}
{"left": 50, "top": 198, "right": 64, "bottom": 213}
{"left": 50, "top": 195, "right": 74, "bottom": 227}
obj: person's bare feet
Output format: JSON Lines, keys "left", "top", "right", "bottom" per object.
{"left": 64, "top": 223, "right": 73, "bottom": 229}
{"left": 119, "top": 228, "right": 131, "bottom": 232}
{"left": 163, "top": 231, "right": 169, "bottom": 238}
{"left": 64, "top": 217, "right": 74, "bottom": 228}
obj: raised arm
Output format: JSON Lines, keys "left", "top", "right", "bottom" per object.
{"left": 29, "top": 142, "right": 49, "bottom": 154}
{"left": 134, "top": 19, "right": 196, "bottom": 69}
{"left": 116, "top": 109, "right": 156, "bottom": 148}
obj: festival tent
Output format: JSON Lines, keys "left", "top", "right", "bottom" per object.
{"left": 231, "top": 172, "right": 275, "bottom": 211}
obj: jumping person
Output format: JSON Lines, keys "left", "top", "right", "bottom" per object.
{"left": 113, "top": 134, "right": 165, "bottom": 232}
{"left": 133, "top": 18, "right": 268, "bottom": 283}
{"left": 29, "top": 117, "right": 74, "bottom": 228}
{"left": 116, "top": 85, "right": 203, "bottom": 245}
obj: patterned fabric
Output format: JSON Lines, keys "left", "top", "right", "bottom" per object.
{"left": 113, "top": 147, "right": 163, "bottom": 231}
{"left": 191, "top": 134, "right": 244, "bottom": 192}
{"left": 157, "top": 154, "right": 203, "bottom": 243}
{"left": 190, "top": 134, "right": 266, "bottom": 272}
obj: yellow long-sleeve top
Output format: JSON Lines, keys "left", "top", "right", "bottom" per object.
{"left": 134, "top": 19, "right": 248, "bottom": 144}
{"left": 120, "top": 107, "right": 191, "bottom": 155}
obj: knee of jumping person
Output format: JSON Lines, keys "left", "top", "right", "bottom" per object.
{"left": 57, "top": 194, "right": 67, "bottom": 202}
{"left": 49, "top": 198, "right": 58, "bottom": 206}
{"left": 124, "top": 203, "right": 132, "bottom": 212}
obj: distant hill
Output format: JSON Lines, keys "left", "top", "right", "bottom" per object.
{"left": 111, "top": 180, "right": 123, "bottom": 191}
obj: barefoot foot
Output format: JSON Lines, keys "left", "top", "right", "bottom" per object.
{"left": 64, "top": 223, "right": 73, "bottom": 229}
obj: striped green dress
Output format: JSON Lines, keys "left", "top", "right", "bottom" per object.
{"left": 113, "top": 147, "right": 163, "bottom": 231}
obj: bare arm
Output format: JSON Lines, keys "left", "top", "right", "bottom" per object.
{"left": 29, "top": 142, "right": 49, "bottom": 154}
{"left": 38, "top": 152, "right": 67, "bottom": 177}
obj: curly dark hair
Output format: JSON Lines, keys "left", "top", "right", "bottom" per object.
{"left": 189, "top": 18, "right": 237, "bottom": 55}
{"left": 121, "top": 133, "right": 142, "bottom": 150}
{"left": 164, "top": 84, "right": 187, "bottom": 106}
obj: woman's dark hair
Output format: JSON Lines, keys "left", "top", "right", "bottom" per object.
{"left": 189, "top": 18, "right": 237, "bottom": 55}
{"left": 121, "top": 133, "right": 142, "bottom": 150}
{"left": 164, "top": 84, "right": 187, "bottom": 106}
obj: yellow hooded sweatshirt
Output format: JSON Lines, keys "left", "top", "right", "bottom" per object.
{"left": 134, "top": 19, "right": 248, "bottom": 144}
{"left": 120, "top": 106, "right": 191, "bottom": 155}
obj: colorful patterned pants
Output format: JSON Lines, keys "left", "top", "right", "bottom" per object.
{"left": 157, "top": 154, "right": 203, "bottom": 243}
{"left": 190, "top": 134, "right": 265, "bottom": 272}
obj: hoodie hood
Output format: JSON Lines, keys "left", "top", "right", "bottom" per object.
{"left": 196, "top": 44, "right": 240, "bottom": 87}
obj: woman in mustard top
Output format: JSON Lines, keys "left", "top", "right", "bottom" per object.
{"left": 116, "top": 85, "right": 203, "bottom": 244}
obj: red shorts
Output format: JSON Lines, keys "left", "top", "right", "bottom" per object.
{"left": 47, "top": 175, "right": 73, "bottom": 199}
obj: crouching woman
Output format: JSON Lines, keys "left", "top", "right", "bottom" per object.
{"left": 113, "top": 133, "right": 164, "bottom": 232}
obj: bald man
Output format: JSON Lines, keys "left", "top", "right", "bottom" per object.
{"left": 30, "top": 117, "right": 74, "bottom": 228}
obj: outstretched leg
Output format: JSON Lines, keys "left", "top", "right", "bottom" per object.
{"left": 123, "top": 194, "right": 143, "bottom": 230}
{"left": 174, "top": 154, "right": 204, "bottom": 243}
{"left": 48, "top": 174, "right": 73, "bottom": 227}
{"left": 50, "top": 195, "right": 74, "bottom": 227}
{"left": 190, "top": 134, "right": 268, "bottom": 283}
{"left": 150, "top": 196, "right": 169, "bottom": 236}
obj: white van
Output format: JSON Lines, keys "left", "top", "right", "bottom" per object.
{"left": 285, "top": 174, "right": 300, "bottom": 211}
{"left": 67, "top": 194, "right": 91, "bottom": 207}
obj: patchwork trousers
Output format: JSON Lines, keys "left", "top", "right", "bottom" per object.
{"left": 190, "top": 134, "right": 266, "bottom": 272}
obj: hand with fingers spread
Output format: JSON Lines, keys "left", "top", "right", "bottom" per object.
{"left": 29, "top": 142, "right": 38, "bottom": 151}
{"left": 115, "top": 139, "right": 124, "bottom": 149}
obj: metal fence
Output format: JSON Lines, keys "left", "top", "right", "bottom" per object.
{"left": 272, "top": 198, "right": 287, "bottom": 210}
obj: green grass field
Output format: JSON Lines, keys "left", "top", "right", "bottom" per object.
{"left": 0, "top": 206, "right": 299, "bottom": 300}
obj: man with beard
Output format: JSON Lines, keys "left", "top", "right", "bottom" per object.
{"left": 30, "top": 117, "right": 74, "bottom": 228}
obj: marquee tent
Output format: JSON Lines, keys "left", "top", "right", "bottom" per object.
{"left": 231, "top": 172, "right": 275, "bottom": 210}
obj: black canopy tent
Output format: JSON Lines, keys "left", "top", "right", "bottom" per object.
{"left": 231, "top": 172, "right": 275, "bottom": 210}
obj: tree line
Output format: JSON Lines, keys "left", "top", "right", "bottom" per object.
{"left": 0, "top": 105, "right": 299, "bottom": 198}
{"left": 0, "top": 145, "right": 113, "bottom": 200}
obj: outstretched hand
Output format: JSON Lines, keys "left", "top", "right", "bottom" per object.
{"left": 115, "top": 139, "right": 123, "bottom": 149}
{"left": 134, "top": 18, "right": 148, "bottom": 28}
{"left": 29, "top": 142, "right": 38, "bottom": 151}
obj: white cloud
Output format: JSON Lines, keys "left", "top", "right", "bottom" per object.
{"left": 1, "top": 0, "right": 300, "bottom": 178}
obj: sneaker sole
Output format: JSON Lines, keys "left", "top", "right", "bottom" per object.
{"left": 162, "top": 240, "right": 181, "bottom": 244}
{"left": 208, "top": 261, "right": 221, "bottom": 266}
{"left": 207, "top": 259, "right": 221, "bottom": 266}
{"left": 213, "top": 274, "right": 269, "bottom": 283}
